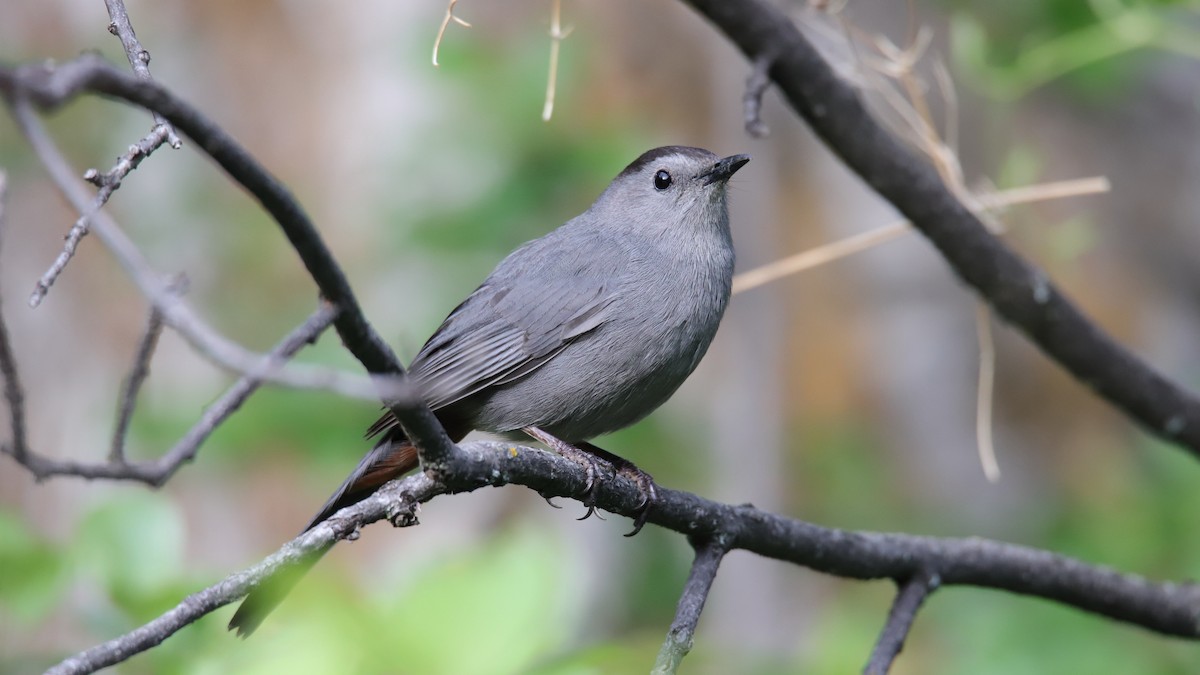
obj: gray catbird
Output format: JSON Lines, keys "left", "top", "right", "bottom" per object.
{"left": 228, "top": 145, "right": 749, "bottom": 636}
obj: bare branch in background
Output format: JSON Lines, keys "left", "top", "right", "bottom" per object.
{"left": 3, "top": 303, "right": 337, "bottom": 484}
{"left": 143, "top": 302, "right": 340, "bottom": 486}
{"left": 2, "top": 97, "right": 405, "bottom": 405}
{"left": 109, "top": 293, "right": 169, "bottom": 464}
{"left": 0, "top": 55, "right": 454, "bottom": 466}
{"left": 28, "top": 123, "right": 174, "bottom": 308}
{"left": 102, "top": 0, "right": 181, "bottom": 148}
{"left": 26, "top": 0, "right": 181, "bottom": 308}
{"left": 42, "top": 440, "right": 1200, "bottom": 674}
{"left": 0, "top": 171, "right": 32, "bottom": 466}
{"left": 653, "top": 535, "right": 730, "bottom": 674}
{"left": 743, "top": 54, "right": 774, "bottom": 138}
{"left": 864, "top": 570, "right": 938, "bottom": 675}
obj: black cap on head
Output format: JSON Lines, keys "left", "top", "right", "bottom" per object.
{"left": 617, "top": 146, "right": 718, "bottom": 179}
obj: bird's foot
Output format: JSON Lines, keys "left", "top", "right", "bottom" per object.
{"left": 522, "top": 425, "right": 658, "bottom": 535}
{"left": 522, "top": 426, "right": 605, "bottom": 520}
{"left": 579, "top": 442, "right": 657, "bottom": 536}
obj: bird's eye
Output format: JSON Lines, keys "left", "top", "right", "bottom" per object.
{"left": 653, "top": 169, "right": 672, "bottom": 191}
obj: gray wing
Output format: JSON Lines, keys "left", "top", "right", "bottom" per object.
{"left": 405, "top": 231, "right": 623, "bottom": 413}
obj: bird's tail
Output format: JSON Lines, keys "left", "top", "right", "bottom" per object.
{"left": 227, "top": 432, "right": 420, "bottom": 637}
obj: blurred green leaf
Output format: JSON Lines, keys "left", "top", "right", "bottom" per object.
{"left": 1046, "top": 215, "right": 1099, "bottom": 261}
{"left": 949, "top": 0, "right": 1200, "bottom": 101}
{"left": 74, "top": 493, "right": 186, "bottom": 605}
{"left": 995, "top": 144, "right": 1043, "bottom": 190}
{"left": 222, "top": 525, "right": 577, "bottom": 675}
{"left": 526, "top": 640, "right": 658, "bottom": 675}
{"left": 0, "top": 510, "right": 68, "bottom": 621}
{"left": 373, "top": 526, "right": 572, "bottom": 675}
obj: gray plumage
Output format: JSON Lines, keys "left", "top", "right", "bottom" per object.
{"left": 384, "top": 145, "right": 744, "bottom": 441}
{"left": 228, "top": 145, "right": 747, "bottom": 637}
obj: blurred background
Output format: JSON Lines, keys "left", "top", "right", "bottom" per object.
{"left": 2, "top": 1, "right": 1199, "bottom": 673}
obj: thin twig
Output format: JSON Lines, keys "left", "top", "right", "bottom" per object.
{"left": 0, "top": 171, "right": 30, "bottom": 464}
{"left": 42, "top": 440, "right": 1200, "bottom": 674}
{"left": 542, "top": 0, "right": 571, "bottom": 122}
{"left": 731, "top": 176, "right": 1111, "bottom": 295}
{"left": 864, "top": 570, "right": 939, "bottom": 675}
{"left": 102, "top": 0, "right": 181, "bottom": 148}
{"left": 0, "top": 54, "right": 458, "bottom": 469}
{"left": 932, "top": 59, "right": 958, "bottom": 158}
{"left": 24, "top": 0, "right": 186, "bottom": 308}
{"left": 865, "top": 27, "right": 976, "bottom": 210}
{"left": 653, "top": 535, "right": 730, "bottom": 674}
{"left": 2, "top": 55, "right": 456, "bottom": 476}
{"left": 733, "top": 220, "right": 908, "bottom": 295}
{"left": 28, "top": 123, "right": 173, "bottom": 308}
{"left": 975, "top": 303, "right": 1000, "bottom": 482}
{"left": 5, "top": 98, "right": 404, "bottom": 402}
{"left": 976, "top": 177, "right": 1111, "bottom": 210}
{"left": 109, "top": 300, "right": 168, "bottom": 463}
{"left": 432, "top": 0, "right": 471, "bottom": 67}
{"left": 4, "top": 303, "right": 337, "bottom": 484}
{"left": 147, "top": 302, "right": 339, "bottom": 486}
{"left": 743, "top": 53, "right": 773, "bottom": 138}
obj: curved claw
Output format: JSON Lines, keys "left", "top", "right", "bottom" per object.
{"left": 622, "top": 468, "right": 658, "bottom": 537}
{"left": 542, "top": 495, "right": 563, "bottom": 509}
{"left": 579, "top": 465, "right": 597, "bottom": 496}
{"left": 524, "top": 428, "right": 656, "bottom": 530}
{"left": 624, "top": 506, "right": 651, "bottom": 537}
{"left": 575, "top": 480, "right": 606, "bottom": 521}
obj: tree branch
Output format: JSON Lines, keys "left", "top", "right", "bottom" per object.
{"left": 45, "top": 470, "right": 441, "bottom": 675}
{"left": 0, "top": 54, "right": 458, "bottom": 469}
{"left": 1, "top": 90, "right": 404, "bottom": 403}
{"left": 743, "top": 53, "right": 773, "bottom": 138}
{"left": 680, "top": 0, "right": 1200, "bottom": 458}
{"left": 142, "top": 301, "right": 340, "bottom": 486}
{"left": 109, "top": 295, "right": 169, "bottom": 464}
{"left": 3, "top": 303, "right": 338, "bottom": 484}
{"left": 102, "top": 0, "right": 181, "bottom": 148}
{"left": 653, "top": 535, "right": 730, "bottom": 674}
{"left": 27, "top": 0, "right": 179, "bottom": 307}
{"left": 0, "top": 172, "right": 31, "bottom": 467}
{"left": 28, "top": 123, "right": 174, "bottom": 308}
{"left": 6, "top": 12, "right": 1198, "bottom": 673}
{"left": 42, "top": 440, "right": 1200, "bottom": 674}
{"left": 864, "top": 570, "right": 938, "bottom": 675}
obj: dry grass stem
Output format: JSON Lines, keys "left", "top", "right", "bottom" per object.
{"left": 732, "top": 221, "right": 909, "bottom": 294}
{"left": 975, "top": 303, "right": 1000, "bottom": 482}
{"left": 977, "top": 177, "right": 1111, "bottom": 210}
{"left": 731, "top": 176, "right": 1111, "bottom": 295}
{"left": 542, "top": 0, "right": 572, "bottom": 122}
{"left": 432, "top": 0, "right": 471, "bottom": 67}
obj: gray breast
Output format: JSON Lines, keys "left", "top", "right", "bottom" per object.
{"left": 466, "top": 242, "right": 732, "bottom": 442}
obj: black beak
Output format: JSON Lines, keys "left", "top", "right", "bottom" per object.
{"left": 699, "top": 153, "right": 751, "bottom": 185}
